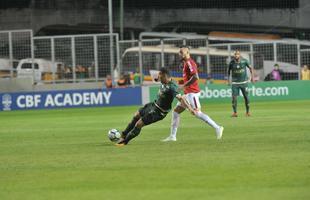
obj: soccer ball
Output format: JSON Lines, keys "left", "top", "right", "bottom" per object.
{"left": 108, "top": 129, "right": 121, "bottom": 142}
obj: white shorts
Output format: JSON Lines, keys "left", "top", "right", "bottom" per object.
{"left": 177, "top": 92, "right": 201, "bottom": 110}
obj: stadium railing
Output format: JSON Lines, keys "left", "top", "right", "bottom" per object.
{"left": 1, "top": 30, "right": 310, "bottom": 85}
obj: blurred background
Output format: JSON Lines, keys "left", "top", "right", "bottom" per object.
{"left": 1, "top": 0, "right": 310, "bottom": 90}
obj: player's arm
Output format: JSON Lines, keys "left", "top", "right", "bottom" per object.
{"left": 184, "top": 73, "right": 199, "bottom": 87}
{"left": 180, "top": 61, "right": 199, "bottom": 91}
{"left": 227, "top": 62, "right": 232, "bottom": 85}
{"left": 246, "top": 61, "right": 255, "bottom": 82}
{"left": 175, "top": 94, "right": 196, "bottom": 115}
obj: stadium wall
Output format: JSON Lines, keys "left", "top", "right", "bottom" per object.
{"left": 149, "top": 80, "right": 310, "bottom": 103}
{"left": 1, "top": 80, "right": 309, "bottom": 112}
{"left": 0, "top": 87, "right": 141, "bottom": 111}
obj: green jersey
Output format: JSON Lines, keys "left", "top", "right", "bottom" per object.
{"left": 154, "top": 80, "right": 179, "bottom": 112}
{"left": 228, "top": 58, "right": 250, "bottom": 83}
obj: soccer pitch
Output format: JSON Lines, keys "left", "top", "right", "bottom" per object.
{"left": 0, "top": 100, "right": 309, "bottom": 200}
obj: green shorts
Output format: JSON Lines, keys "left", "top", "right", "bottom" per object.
{"left": 232, "top": 83, "right": 248, "bottom": 96}
{"left": 138, "top": 103, "right": 167, "bottom": 125}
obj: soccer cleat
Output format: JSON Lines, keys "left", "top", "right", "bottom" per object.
{"left": 115, "top": 143, "right": 126, "bottom": 147}
{"left": 245, "top": 112, "right": 251, "bottom": 117}
{"left": 116, "top": 137, "right": 125, "bottom": 144}
{"left": 161, "top": 136, "right": 177, "bottom": 142}
{"left": 231, "top": 112, "right": 238, "bottom": 117}
{"left": 115, "top": 137, "right": 128, "bottom": 146}
{"left": 215, "top": 126, "right": 224, "bottom": 140}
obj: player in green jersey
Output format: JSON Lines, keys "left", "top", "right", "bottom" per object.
{"left": 116, "top": 67, "right": 195, "bottom": 146}
{"left": 227, "top": 50, "right": 254, "bottom": 117}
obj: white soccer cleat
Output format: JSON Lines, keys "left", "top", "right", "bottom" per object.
{"left": 215, "top": 126, "right": 224, "bottom": 140}
{"left": 161, "top": 136, "right": 177, "bottom": 142}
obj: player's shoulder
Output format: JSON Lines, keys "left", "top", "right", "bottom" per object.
{"left": 228, "top": 60, "right": 234, "bottom": 68}
{"left": 169, "top": 80, "right": 178, "bottom": 87}
{"left": 241, "top": 58, "right": 249, "bottom": 63}
{"left": 186, "top": 58, "right": 197, "bottom": 67}
{"left": 168, "top": 80, "right": 179, "bottom": 90}
{"left": 229, "top": 59, "right": 235, "bottom": 65}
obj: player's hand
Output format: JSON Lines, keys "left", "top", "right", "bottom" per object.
{"left": 252, "top": 77, "right": 256, "bottom": 83}
{"left": 250, "top": 77, "right": 255, "bottom": 83}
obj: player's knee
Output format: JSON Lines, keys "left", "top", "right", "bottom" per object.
{"left": 135, "top": 119, "right": 144, "bottom": 128}
{"left": 194, "top": 110, "right": 202, "bottom": 118}
{"left": 134, "top": 112, "right": 140, "bottom": 119}
{"left": 174, "top": 106, "right": 184, "bottom": 114}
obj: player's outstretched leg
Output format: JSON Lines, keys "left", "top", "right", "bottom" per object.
{"left": 194, "top": 110, "right": 224, "bottom": 139}
{"left": 122, "top": 112, "right": 140, "bottom": 138}
{"left": 116, "top": 119, "right": 144, "bottom": 146}
{"left": 231, "top": 96, "right": 238, "bottom": 117}
{"left": 123, "top": 126, "right": 142, "bottom": 144}
{"left": 162, "top": 106, "right": 185, "bottom": 142}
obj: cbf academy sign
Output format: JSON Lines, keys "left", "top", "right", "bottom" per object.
{"left": 0, "top": 87, "right": 142, "bottom": 111}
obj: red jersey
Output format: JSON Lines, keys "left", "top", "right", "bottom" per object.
{"left": 182, "top": 58, "right": 200, "bottom": 94}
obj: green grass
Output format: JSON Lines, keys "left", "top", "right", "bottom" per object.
{"left": 0, "top": 100, "right": 309, "bottom": 200}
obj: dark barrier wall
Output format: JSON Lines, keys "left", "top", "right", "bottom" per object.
{"left": 0, "top": 87, "right": 142, "bottom": 111}
{"left": 2, "top": 81, "right": 310, "bottom": 112}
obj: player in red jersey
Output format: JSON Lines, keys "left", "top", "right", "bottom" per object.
{"left": 162, "top": 46, "right": 224, "bottom": 142}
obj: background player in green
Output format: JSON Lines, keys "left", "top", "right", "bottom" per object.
{"left": 116, "top": 67, "right": 195, "bottom": 146}
{"left": 227, "top": 50, "right": 254, "bottom": 117}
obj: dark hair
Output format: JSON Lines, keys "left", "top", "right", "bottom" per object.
{"left": 159, "top": 67, "right": 170, "bottom": 76}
